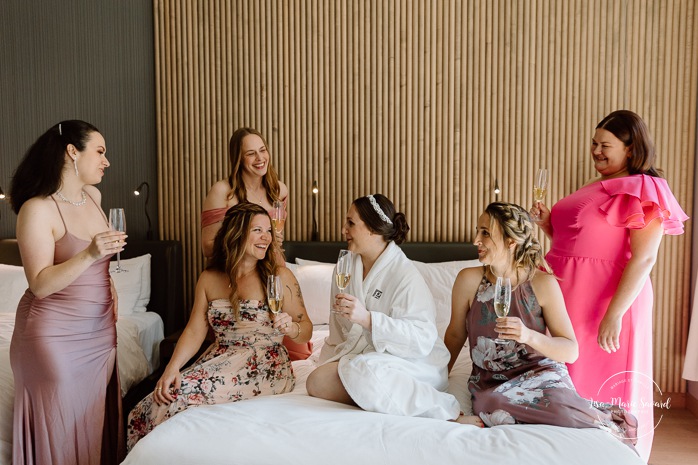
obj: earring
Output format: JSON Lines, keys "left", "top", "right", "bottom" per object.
{"left": 73, "top": 156, "right": 79, "bottom": 177}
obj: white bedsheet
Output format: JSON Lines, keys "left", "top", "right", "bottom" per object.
{"left": 123, "top": 326, "right": 643, "bottom": 465}
{"left": 120, "top": 311, "right": 164, "bottom": 373}
{"left": 0, "top": 311, "right": 163, "bottom": 465}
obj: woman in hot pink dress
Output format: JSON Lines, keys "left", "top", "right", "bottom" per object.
{"left": 9, "top": 121, "right": 127, "bottom": 464}
{"left": 532, "top": 110, "right": 688, "bottom": 460}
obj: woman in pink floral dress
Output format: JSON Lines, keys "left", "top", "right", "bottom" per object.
{"left": 127, "top": 203, "right": 312, "bottom": 449}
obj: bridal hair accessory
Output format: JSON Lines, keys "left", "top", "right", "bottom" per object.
{"left": 55, "top": 190, "right": 87, "bottom": 207}
{"left": 367, "top": 194, "right": 393, "bottom": 225}
{"left": 58, "top": 123, "right": 62, "bottom": 135}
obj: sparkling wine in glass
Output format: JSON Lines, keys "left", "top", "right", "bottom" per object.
{"left": 332, "top": 250, "right": 352, "bottom": 315}
{"left": 271, "top": 201, "right": 285, "bottom": 233}
{"left": 335, "top": 250, "right": 352, "bottom": 291}
{"left": 267, "top": 274, "right": 283, "bottom": 334}
{"left": 493, "top": 277, "right": 511, "bottom": 344}
{"left": 532, "top": 168, "right": 548, "bottom": 221}
{"left": 108, "top": 208, "right": 127, "bottom": 273}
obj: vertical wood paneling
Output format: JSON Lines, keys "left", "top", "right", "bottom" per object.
{"left": 154, "top": 0, "right": 697, "bottom": 394}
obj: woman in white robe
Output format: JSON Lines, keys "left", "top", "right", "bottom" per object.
{"left": 306, "top": 194, "right": 461, "bottom": 420}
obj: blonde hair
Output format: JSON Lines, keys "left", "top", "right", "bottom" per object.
{"left": 485, "top": 202, "right": 554, "bottom": 282}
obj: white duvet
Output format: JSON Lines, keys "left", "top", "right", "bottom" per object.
{"left": 123, "top": 327, "right": 644, "bottom": 465}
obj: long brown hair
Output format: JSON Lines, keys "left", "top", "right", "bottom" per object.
{"left": 208, "top": 202, "right": 280, "bottom": 319}
{"left": 227, "top": 127, "right": 282, "bottom": 203}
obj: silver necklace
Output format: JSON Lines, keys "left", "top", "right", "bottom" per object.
{"left": 55, "top": 190, "right": 87, "bottom": 207}
{"left": 247, "top": 187, "right": 265, "bottom": 205}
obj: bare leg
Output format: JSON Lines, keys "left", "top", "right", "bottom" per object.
{"left": 306, "top": 362, "right": 356, "bottom": 406}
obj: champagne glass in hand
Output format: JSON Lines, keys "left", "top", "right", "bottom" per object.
{"left": 493, "top": 277, "right": 511, "bottom": 344}
{"left": 531, "top": 168, "right": 548, "bottom": 221}
{"left": 267, "top": 275, "right": 283, "bottom": 334}
{"left": 332, "top": 250, "right": 352, "bottom": 315}
{"left": 271, "top": 201, "right": 285, "bottom": 234}
{"left": 109, "top": 208, "right": 127, "bottom": 273}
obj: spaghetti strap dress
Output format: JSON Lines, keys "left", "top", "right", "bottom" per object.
{"left": 545, "top": 174, "right": 688, "bottom": 460}
{"left": 10, "top": 195, "right": 123, "bottom": 465}
{"left": 467, "top": 275, "right": 637, "bottom": 449}
{"left": 126, "top": 299, "right": 295, "bottom": 450}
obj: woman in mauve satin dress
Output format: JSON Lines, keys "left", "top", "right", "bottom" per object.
{"left": 531, "top": 110, "right": 688, "bottom": 461}
{"left": 9, "top": 120, "right": 127, "bottom": 464}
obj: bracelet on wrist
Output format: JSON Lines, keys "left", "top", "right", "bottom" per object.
{"left": 292, "top": 321, "right": 302, "bottom": 339}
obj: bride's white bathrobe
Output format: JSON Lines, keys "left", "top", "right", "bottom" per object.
{"left": 319, "top": 242, "right": 460, "bottom": 420}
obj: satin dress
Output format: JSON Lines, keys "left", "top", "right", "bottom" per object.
{"left": 10, "top": 197, "right": 122, "bottom": 465}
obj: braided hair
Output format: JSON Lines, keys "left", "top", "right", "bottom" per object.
{"left": 484, "top": 202, "right": 554, "bottom": 283}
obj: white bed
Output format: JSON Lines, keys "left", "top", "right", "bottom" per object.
{"left": 123, "top": 242, "right": 644, "bottom": 465}
{"left": 0, "top": 242, "right": 182, "bottom": 465}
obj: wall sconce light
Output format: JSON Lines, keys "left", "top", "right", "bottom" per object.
{"left": 0, "top": 185, "right": 5, "bottom": 221}
{"left": 311, "top": 180, "right": 319, "bottom": 241}
{"left": 133, "top": 182, "right": 154, "bottom": 240}
{"left": 493, "top": 178, "right": 501, "bottom": 199}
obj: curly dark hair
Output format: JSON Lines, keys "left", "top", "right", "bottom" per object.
{"left": 10, "top": 120, "right": 100, "bottom": 213}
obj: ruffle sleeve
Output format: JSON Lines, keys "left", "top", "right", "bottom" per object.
{"left": 599, "top": 174, "right": 689, "bottom": 235}
{"left": 201, "top": 207, "right": 228, "bottom": 228}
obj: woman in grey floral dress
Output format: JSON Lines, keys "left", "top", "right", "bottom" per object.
{"left": 127, "top": 203, "right": 312, "bottom": 449}
{"left": 444, "top": 202, "right": 637, "bottom": 448}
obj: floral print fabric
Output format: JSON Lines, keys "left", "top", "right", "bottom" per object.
{"left": 127, "top": 299, "right": 294, "bottom": 450}
{"left": 466, "top": 275, "right": 637, "bottom": 447}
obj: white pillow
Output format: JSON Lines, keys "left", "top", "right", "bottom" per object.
{"left": 295, "top": 258, "right": 331, "bottom": 267}
{"left": 110, "top": 254, "right": 151, "bottom": 314}
{"left": 287, "top": 261, "right": 334, "bottom": 325}
{"left": 0, "top": 264, "right": 29, "bottom": 313}
{"left": 413, "top": 260, "right": 482, "bottom": 337}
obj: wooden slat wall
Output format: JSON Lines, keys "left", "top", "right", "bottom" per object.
{"left": 154, "top": 0, "right": 697, "bottom": 394}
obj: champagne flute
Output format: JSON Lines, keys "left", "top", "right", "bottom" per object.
{"left": 332, "top": 250, "right": 352, "bottom": 314}
{"left": 493, "top": 277, "right": 511, "bottom": 344}
{"left": 267, "top": 275, "right": 283, "bottom": 334}
{"left": 108, "top": 208, "right": 127, "bottom": 273}
{"left": 271, "top": 200, "right": 285, "bottom": 233}
{"left": 531, "top": 168, "right": 548, "bottom": 221}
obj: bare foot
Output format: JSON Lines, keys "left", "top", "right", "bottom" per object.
{"left": 451, "top": 413, "right": 485, "bottom": 427}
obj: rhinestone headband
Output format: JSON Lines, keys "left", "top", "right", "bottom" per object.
{"left": 367, "top": 195, "right": 393, "bottom": 225}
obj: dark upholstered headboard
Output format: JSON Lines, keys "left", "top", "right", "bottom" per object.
{"left": 0, "top": 239, "right": 186, "bottom": 336}
{"left": 283, "top": 241, "right": 479, "bottom": 264}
